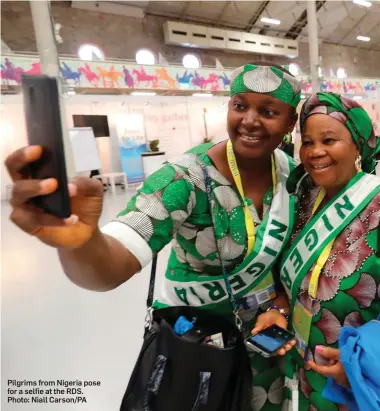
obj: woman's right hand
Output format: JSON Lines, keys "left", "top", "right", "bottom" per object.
{"left": 252, "top": 310, "right": 296, "bottom": 356}
{"left": 5, "top": 145, "right": 104, "bottom": 249}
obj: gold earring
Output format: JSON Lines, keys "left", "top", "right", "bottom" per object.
{"left": 355, "top": 155, "right": 362, "bottom": 172}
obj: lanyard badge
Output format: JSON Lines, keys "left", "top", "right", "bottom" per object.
{"left": 226, "top": 140, "right": 277, "bottom": 257}
{"left": 293, "top": 188, "right": 336, "bottom": 359}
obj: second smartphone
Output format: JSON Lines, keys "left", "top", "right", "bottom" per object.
{"left": 245, "top": 324, "right": 295, "bottom": 358}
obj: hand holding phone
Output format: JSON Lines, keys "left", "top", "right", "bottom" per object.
{"left": 5, "top": 75, "right": 106, "bottom": 249}
{"left": 22, "top": 74, "right": 71, "bottom": 218}
{"left": 3, "top": 74, "right": 105, "bottom": 249}
{"left": 245, "top": 325, "right": 295, "bottom": 358}
{"left": 6, "top": 145, "right": 104, "bottom": 248}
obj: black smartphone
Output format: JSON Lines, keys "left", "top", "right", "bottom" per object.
{"left": 21, "top": 74, "right": 71, "bottom": 218}
{"left": 245, "top": 325, "right": 295, "bottom": 358}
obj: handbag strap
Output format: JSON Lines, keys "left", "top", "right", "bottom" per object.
{"left": 146, "top": 254, "right": 158, "bottom": 309}
{"left": 144, "top": 158, "right": 243, "bottom": 330}
{"left": 198, "top": 158, "right": 242, "bottom": 329}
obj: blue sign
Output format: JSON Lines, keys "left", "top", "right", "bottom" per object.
{"left": 119, "top": 140, "right": 147, "bottom": 184}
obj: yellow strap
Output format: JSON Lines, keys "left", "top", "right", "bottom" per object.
{"left": 272, "top": 155, "right": 277, "bottom": 196}
{"left": 308, "top": 188, "right": 334, "bottom": 298}
{"left": 226, "top": 140, "right": 276, "bottom": 257}
{"left": 312, "top": 188, "right": 327, "bottom": 215}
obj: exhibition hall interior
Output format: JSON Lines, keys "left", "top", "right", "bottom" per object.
{"left": 1, "top": 1, "right": 380, "bottom": 410}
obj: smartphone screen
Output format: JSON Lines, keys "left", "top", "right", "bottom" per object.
{"left": 246, "top": 325, "right": 294, "bottom": 356}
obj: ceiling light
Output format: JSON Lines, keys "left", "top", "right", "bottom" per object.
{"left": 183, "top": 54, "right": 201, "bottom": 69}
{"left": 289, "top": 63, "right": 300, "bottom": 76}
{"left": 131, "top": 92, "right": 156, "bottom": 96}
{"left": 337, "top": 68, "right": 347, "bottom": 79}
{"left": 353, "top": 96, "right": 363, "bottom": 100}
{"left": 135, "top": 49, "right": 155, "bottom": 65}
{"left": 78, "top": 44, "right": 105, "bottom": 61}
{"left": 261, "top": 17, "right": 281, "bottom": 25}
{"left": 357, "top": 35, "right": 370, "bottom": 42}
{"left": 353, "top": 0, "right": 372, "bottom": 7}
{"left": 192, "top": 93, "right": 213, "bottom": 98}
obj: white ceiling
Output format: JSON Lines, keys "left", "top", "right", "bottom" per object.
{"left": 117, "top": 0, "right": 380, "bottom": 51}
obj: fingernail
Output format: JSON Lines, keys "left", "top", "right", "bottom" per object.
{"left": 64, "top": 214, "right": 78, "bottom": 225}
{"left": 316, "top": 345, "right": 324, "bottom": 353}
{"left": 25, "top": 146, "right": 40, "bottom": 158}
{"left": 68, "top": 183, "right": 77, "bottom": 197}
{"left": 39, "top": 178, "right": 55, "bottom": 191}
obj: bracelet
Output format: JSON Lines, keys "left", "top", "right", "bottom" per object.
{"left": 267, "top": 305, "right": 289, "bottom": 322}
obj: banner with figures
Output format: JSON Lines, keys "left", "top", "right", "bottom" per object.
{"left": 0, "top": 55, "right": 231, "bottom": 93}
{"left": 117, "top": 114, "right": 147, "bottom": 184}
{"left": 299, "top": 76, "right": 380, "bottom": 100}
{"left": 1, "top": 55, "right": 379, "bottom": 100}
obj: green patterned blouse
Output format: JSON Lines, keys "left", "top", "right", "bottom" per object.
{"left": 103, "top": 142, "right": 293, "bottom": 313}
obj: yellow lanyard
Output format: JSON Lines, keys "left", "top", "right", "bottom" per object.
{"left": 226, "top": 140, "right": 277, "bottom": 257}
{"left": 308, "top": 188, "right": 334, "bottom": 298}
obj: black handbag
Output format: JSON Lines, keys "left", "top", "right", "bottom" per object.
{"left": 119, "top": 161, "right": 253, "bottom": 411}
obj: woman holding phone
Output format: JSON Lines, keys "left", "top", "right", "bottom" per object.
{"left": 6, "top": 63, "right": 301, "bottom": 410}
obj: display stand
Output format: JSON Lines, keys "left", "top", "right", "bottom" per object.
{"left": 141, "top": 152, "right": 167, "bottom": 178}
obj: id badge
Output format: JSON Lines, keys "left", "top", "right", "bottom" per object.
{"left": 238, "top": 272, "right": 276, "bottom": 311}
{"left": 292, "top": 299, "right": 312, "bottom": 360}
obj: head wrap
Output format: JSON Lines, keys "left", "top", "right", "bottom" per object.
{"left": 300, "top": 92, "right": 380, "bottom": 173}
{"left": 229, "top": 64, "right": 301, "bottom": 108}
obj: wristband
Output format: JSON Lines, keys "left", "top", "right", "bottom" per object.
{"left": 267, "top": 305, "right": 289, "bottom": 322}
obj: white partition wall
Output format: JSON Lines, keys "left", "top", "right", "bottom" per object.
{"left": 2, "top": 94, "right": 379, "bottom": 199}
{"left": 1, "top": 94, "right": 232, "bottom": 198}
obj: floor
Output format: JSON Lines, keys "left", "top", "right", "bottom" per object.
{"left": 1, "top": 187, "right": 171, "bottom": 411}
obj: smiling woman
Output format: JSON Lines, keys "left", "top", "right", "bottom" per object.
{"left": 5, "top": 63, "right": 302, "bottom": 411}
{"left": 280, "top": 92, "right": 380, "bottom": 411}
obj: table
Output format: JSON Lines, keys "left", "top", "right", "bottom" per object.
{"left": 92, "top": 172, "right": 128, "bottom": 196}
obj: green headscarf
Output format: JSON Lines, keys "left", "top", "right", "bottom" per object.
{"left": 230, "top": 64, "right": 301, "bottom": 108}
{"left": 300, "top": 92, "right": 380, "bottom": 173}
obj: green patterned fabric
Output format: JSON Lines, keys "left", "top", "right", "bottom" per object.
{"left": 281, "top": 187, "right": 380, "bottom": 411}
{"left": 300, "top": 92, "right": 380, "bottom": 173}
{"left": 230, "top": 64, "right": 301, "bottom": 108}
{"left": 117, "top": 142, "right": 274, "bottom": 280}
{"left": 116, "top": 142, "right": 294, "bottom": 410}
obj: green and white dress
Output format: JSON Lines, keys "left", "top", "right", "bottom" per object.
{"left": 279, "top": 173, "right": 380, "bottom": 411}
{"left": 102, "top": 142, "right": 296, "bottom": 410}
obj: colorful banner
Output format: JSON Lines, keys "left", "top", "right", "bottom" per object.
{"left": 0, "top": 55, "right": 230, "bottom": 93}
{"left": 1, "top": 55, "right": 379, "bottom": 100}
{"left": 117, "top": 114, "right": 147, "bottom": 184}
{"left": 299, "top": 76, "right": 380, "bottom": 100}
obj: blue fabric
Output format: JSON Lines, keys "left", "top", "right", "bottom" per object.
{"left": 322, "top": 315, "right": 380, "bottom": 410}
{"left": 173, "top": 316, "right": 194, "bottom": 335}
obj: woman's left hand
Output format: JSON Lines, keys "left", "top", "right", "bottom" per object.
{"left": 251, "top": 310, "right": 296, "bottom": 356}
{"left": 307, "top": 346, "right": 350, "bottom": 388}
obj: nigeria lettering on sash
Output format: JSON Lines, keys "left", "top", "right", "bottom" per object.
{"left": 158, "top": 149, "right": 296, "bottom": 308}
{"left": 169, "top": 217, "right": 289, "bottom": 306}
{"left": 280, "top": 173, "right": 380, "bottom": 300}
